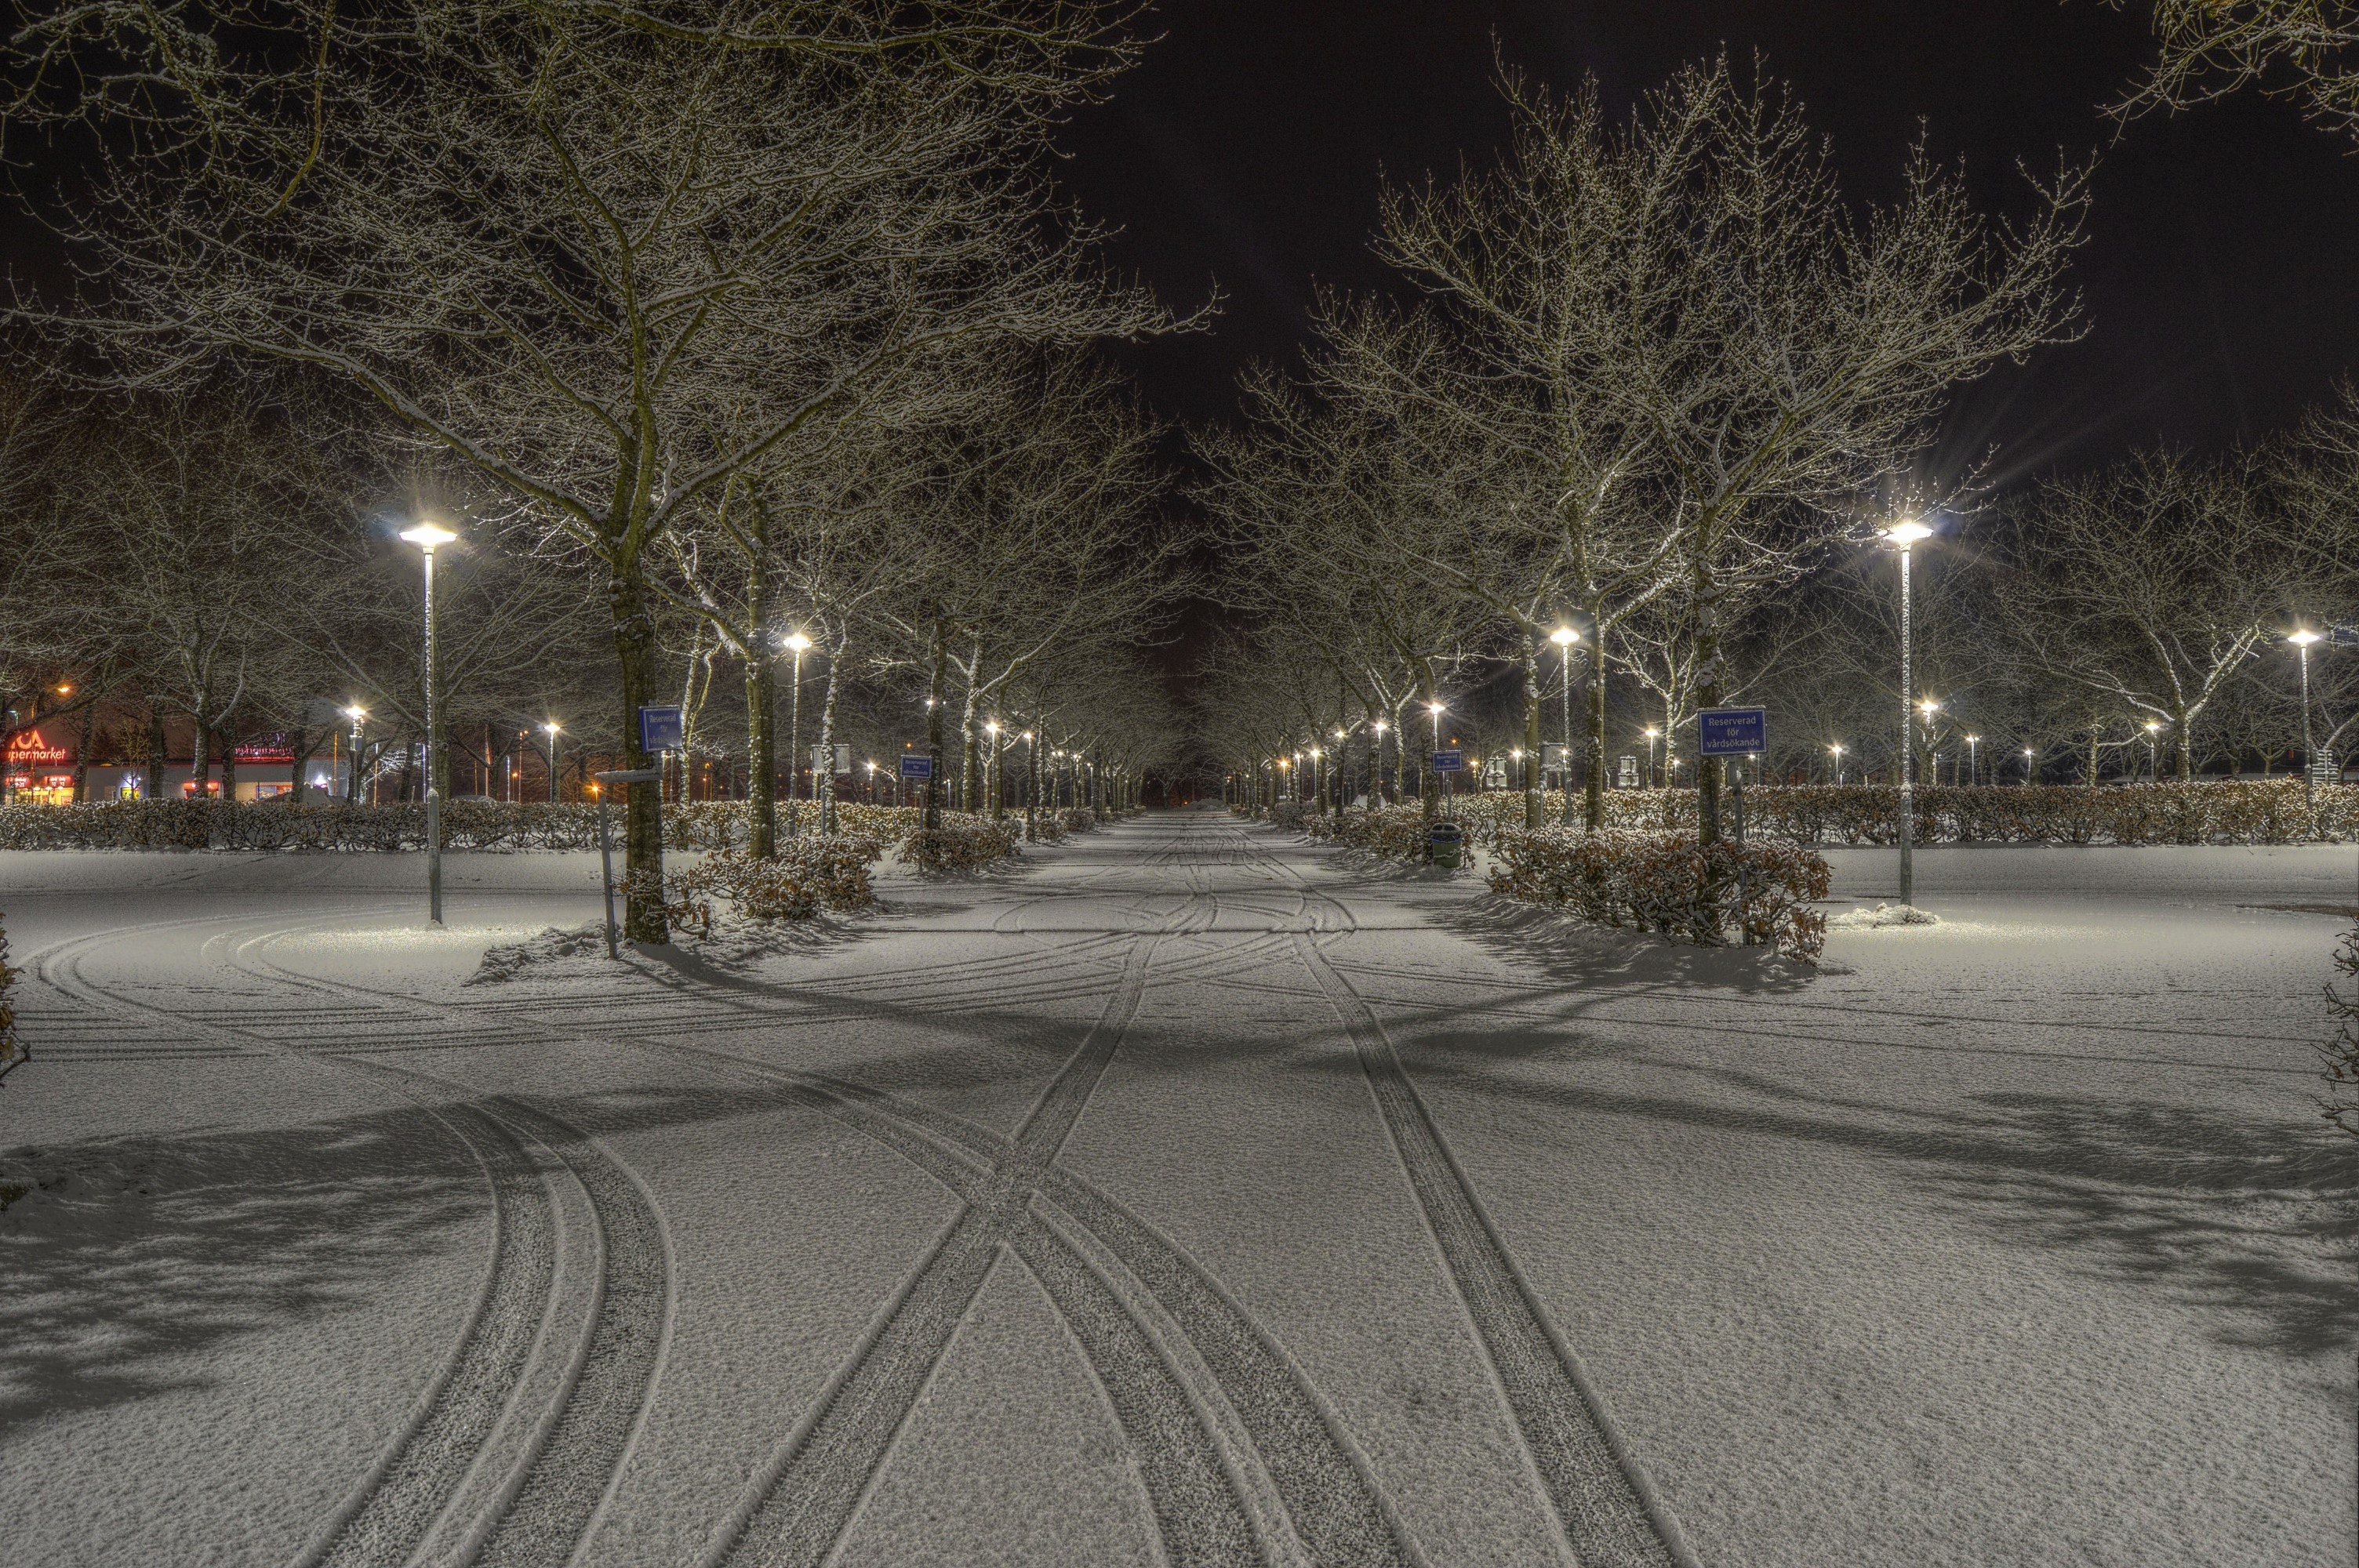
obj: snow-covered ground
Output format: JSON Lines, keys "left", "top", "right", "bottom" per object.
{"left": 1, "top": 814, "right": 2350, "bottom": 1566}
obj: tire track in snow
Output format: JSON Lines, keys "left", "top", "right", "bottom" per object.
{"left": 1243, "top": 827, "right": 1699, "bottom": 1568}
{"left": 711, "top": 934, "right": 1222, "bottom": 1568}
{"left": 34, "top": 923, "right": 575, "bottom": 1568}
{"left": 221, "top": 929, "right": 678, "bottom": 1568}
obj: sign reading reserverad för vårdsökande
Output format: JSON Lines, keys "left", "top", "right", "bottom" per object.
{"left": 1697, "top": 706, "right": 1767, "bottom": 757}
{"left": 638, "top": 706, "right": 683, "bottom": 752}
{"left": 898, "top": 755, "right": 934, "bottom": 779}
{"left": 1430, "top": 749, "right": 1465, "bottom": 772}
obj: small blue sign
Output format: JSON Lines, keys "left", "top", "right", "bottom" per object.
{"left": 898, "top": 754, "right": 934, "bottom": 780}
{"left": 638, "top": 705, "right": 683, "bottom": 751}
{"left": 1430, "top": 749, "right": 1465, "bottom": 773}
{"left": 1697, "top": 706, "right": 1766, "bottom": 757}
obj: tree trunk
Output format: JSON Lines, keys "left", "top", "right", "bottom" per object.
{"left": 191, "top": 719, "right": 213, "bottom": 796}
{"left": 72, "top": 702, "right": 96, "bottom": 804}
{"left": 220, "top": 727, "right": 238, "bottom": 799}
{"left": 746, "top": 652, "right": 776, "bottom": 857}
{"left": 610, "top": 571, "right": 667, "bottom": 944}
{"left": 959, "top": 643, "right": 983, "bottom": 815}
{"left": 817, "top": 634, "right": 845, "bottom": 834}
{"left": 145, "top": 707, "right": 166, "bottom": 800}
{"left": 1690, "top": 564, "right": 1725, "bottom": 847}
{"left": 289, "top": 724, "right": 314, "bottom": 804}
{"left": 1521, "top": 630, "right": 1543, "bottom": 830}
{"left": 925, "top": 613, "right": 947, "bottom": 831}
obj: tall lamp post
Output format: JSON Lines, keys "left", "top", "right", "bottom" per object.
{"left": 1427, "top": 700, "right": 1445, "bottom": 814}
{"left": 343, "top": 705, "right": 369, "bottom": 804}
{"left": 1829, "top": 743, "right": 1845, "bottom": 786}
{"left": 398, "top": 522, "right": 457, "bottom": 926}
{"left": 1881, "top": 518, "right": 1934, "bottom": 907}
{"left": 1370, "top": 720, "right": 1388, "bottom": 805}
{"left": 1550, "top": 626, "right": 1579, "bottom": 823}
{"left": 1645, "top": 726, "right": 1661, "bottom": 789}
{"left": 984, "top": 720, "right": 1002, "bottom": 815}
{"left": 2142, "top": 720, "right": 2161, "bottom": 783}
{"left": 1964, "top": 734, "right": 1979, "bottom": 788}
{"left": 542, "top": 721, "right": 562, "bottom": 802}
{"left": 782, "top": 630, "right": 812, "bottom": 836}
{"left": 2292, "top": 629, "right": 2322, "bottom": 822}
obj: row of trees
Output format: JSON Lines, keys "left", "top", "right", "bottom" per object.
{"left": 0, "top": 0, "right": 1190, "bottom": 938}
{"left": 1196, "top": 55, "right": 2359, "bottom": 816}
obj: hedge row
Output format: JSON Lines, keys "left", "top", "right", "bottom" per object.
{"left": 668, "top": 841, "right": 878, "bottom": 931}
{"left": 1485, "top": 828, "right": 1831, "bottom": 960}
{"left": 1281, "top": 779, "right": 2359, "bottom": 848}
{"left": 902, "top": 817, "right": 1024, "bottom": 874}
{"left": 0, "top": 913, "right": 20, "bottom": 1083}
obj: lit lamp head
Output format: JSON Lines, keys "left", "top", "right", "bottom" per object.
{"left": 1829, "top": 743, "right": 1844, "bottom": 755}
{"left": 1919, "top": 698, "right": 1940, "bottom": 715}
{"left": 541, "top": 720, "right": 560, "bottom": 737}
{"left": 398, "top": 522, "right": 458, "bottom": 550}
{"left": 2143, "top": 720, "right": 2160, "bottom": 734}
{"left": 1428, "top": 702, "right": 1445, "bottom": 715}
{"left": 1645, "top": 726, "right": 1659, "bottom": 739}
{"left": 1881, "top": 519, "right": 1935, "bottom": 547}
{"left": 782, "top": 630, "right": 813, "bottom": 655}
{"left": 986, "top": 720, "right": 1000, "bottom": 735}
{"left": 1372, "top": 720, "right": 1387, "bottom": 735}
{"left": 2290, "top": 630, "right": 2323, "bottom": 648}
{"left": 343, "top": 704, "right": 369, "bottom": 724}
{"left": 1021, "top": 730, "right": 1034, "bottom": 742}
{"left": 1550, "top": 626, "right": 1578, "bottom": 647}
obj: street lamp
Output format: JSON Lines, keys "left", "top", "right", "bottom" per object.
{"left": 1963, "top": 734, "right": 1979, "bottom": 787}
{"left": 1550, "top": 626, "right": 1579, "bottom": 823}
{"left": 398, "top": 521, "right": 457, "bottom": 925}
{"left": 1829, "top": 742, "right": 1845, "bottom": 786}
{"left": 985, "top": 720, "right": 1002, "bottom": 815}
{"left": 781, "top": 630, "right": 812, "bottom": 835}
{"left": 1644, "top": 726, "right": 1661, "bottom": 789}
{"left": 1882, "top": 518, "right": 1935, "bottom": 906}
{"left": 2292, "top": 629, "right": 2323, "bottom": 822}
{"left": 2142, "top": 720, "right": 2161, "bottom": 783}
{"left": 541, "top": 721, "right": 562, "bottom": 803}
{"left": 1371, "top": 719, "right": 1389, "bottom": 806}
{"left": 2023, "top": 746, "right": 2035, "bottom": 785}
{"left": 1427, "top": 700, "right": 1447, "bottom": 813}
{"left": 343, "top": 705, "right": 369, "bottom": 804}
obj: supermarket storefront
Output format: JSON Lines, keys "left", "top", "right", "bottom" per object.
{"left": 3, "top": 728, "right": 74, "bottom": 804}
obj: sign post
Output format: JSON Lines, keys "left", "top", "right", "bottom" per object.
{"left": 1430, "top": 748, "right": 1464, "bottom": 820}
{"left": 593, "top": 768, "right": 661, "bottom": 960}
{"left": 1698, "top": 707, "right": 1768, "bottom": 944}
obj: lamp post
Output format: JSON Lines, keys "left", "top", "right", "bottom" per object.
{"left": 343, "top": 705, "right": 369, "bottom": 804}
{"left": 398, "top": 522, "right": 457, "bottom": 926}
{"left": 2142, "top": 720, "right": 2161, "bottom": 783}
{"left": 1022, "top": 730, "right": 1037, "bottom": 835}
{"left": 1550, "top": 626, "right": 1579, "bottom": 823}
{"left": 1829, "top": 743, "right": 1845, "bottom": 786}
{"left": 1427, "top": 700, "right": 1445, "bottom": 813}
{"left": 1965, "top": 734, "right": 1979, "bottom": 788}
{"left": 542, "top": 721, "right": 562, "bottom": 803}
{"left": 781, "top": 630, "right": 812, "bottom": 836}
{"left": 2023, "top": 746, "right": 2035, "bottom": 785}
{"left": 2292, "top": 629, "right": 2322, "bottom": 821}
{"left": 984, "top": 720, "right": 1002, "bottom": 815}
{"left": 1370, "top": 720, "right": 1388, "bottom": 805}
{"left": 1882, "top": 518, "right": 1934, "bottom": 907}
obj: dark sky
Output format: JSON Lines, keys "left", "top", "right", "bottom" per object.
{"left": 1056, "top": 0, "right": 2359, "bottom": 481}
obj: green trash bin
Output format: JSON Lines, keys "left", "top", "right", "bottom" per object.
{"left": 1426, "top": 820, "right": 1464, "bottom": 869}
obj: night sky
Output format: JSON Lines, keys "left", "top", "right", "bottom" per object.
{"left": 1057, "top": 0, "right": 2359, "bottom": 481}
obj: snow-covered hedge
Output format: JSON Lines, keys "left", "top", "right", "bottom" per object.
{"left": 1427, "top": 779, "right": 2359, "bottom": 847}
{"left": 667, "top": 842, "right": 876, "bottom": 931}
{"left": 1059, "top": 807, "right": 1100, "bottom": 834}
{"left": 0, "top": 799, "right": 610, "bottom": 851}
{"left": 0, "top": 913, "right": 21, "bottom": 1084}
{"left": 1488, "top": 827, "right": 1831, "bottom": 961}
{"left": 900, "top": 816, "right": 1023, "bottom": 875}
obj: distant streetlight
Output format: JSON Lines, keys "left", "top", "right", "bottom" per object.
{"left": 1427, "top": 701, "right": 1447, "bottom": 812}
{"left": 398, "top": 522, "right": 457, "bottom": 925}
{"left": 541, "top": 721, "right": 562, "bottom": 803}
{"left": 1644, "top": 725, "right": 1662, "bottom": 789}
{"left": 2023, "top": 746, "right": 2036, "bottom": 786}
{"left": 2142, "top": 720, "right": 2162, "bottom": 783}
{"left": 1829, "top": 742, "right": 1845, "bottom": 786}
{"left": 1371, "top": 719, "right": 1388, "bottom": 805}
{"left": 1882, "top": 518, "right": 1935, "bottom": 906}
{"left": 1550, "top": 626, "right": 1579, "bottom": 822}
{"left": 985, "top": 719, "right": 1002, "bottom": 815}
{"left": 343, "top": 705, "right": 369, "bottom": 804}
{"left": 782, "top": 630, "right": 812, "bottom": 835}
{"left": 1964, "top": 734, "right": 1979, "bottom": 788}
{"left": 2292, "top": 629, "right": 2323, "bottom": 822}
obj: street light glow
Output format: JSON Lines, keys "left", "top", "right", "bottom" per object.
{"left": 2289, "top": 629, "right": 2323, "bottom": 647}
{"left": 398, "top": 523, "right": 457, "bottom": 548}
{"left": 782, "top": 630, "right": 813, "bottom": 653}
{"left": 1881, "top": 519, "right": 1934, "bottom": 546}
{"left": 1549, "top": 626, "right": 1578, "bottom": 646}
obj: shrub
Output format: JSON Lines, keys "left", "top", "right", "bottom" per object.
{"left": 667, "top": 841, "right": 876, "bottom": 932}
{"left": 1330, "top": 804, "right": 1434, "bottom": 860}
{"left": 1487, "top": 827, "right": 1831, "bottom": 960}
{"left": 1268, "top": 801, "right": 1310, "bottom": 831}
{"left": 1059, "top": 807, "right": 1099, "bottom": 834}
{"left": 900, "top": 816, "right": 1022, "bottom": 874}
{"left": 1026, "top": 814, "right": 1068, "bottom": 843}
{"left": 0, "top": 913, "right": 20, "bottom": 1085}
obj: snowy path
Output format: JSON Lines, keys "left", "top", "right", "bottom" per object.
{"left": 1, "top": 811, "right": 2352, "bottom": 1566}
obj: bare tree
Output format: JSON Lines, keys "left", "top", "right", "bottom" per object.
{"left": 9, "top": 0, "right": 1169, "bottom": 938}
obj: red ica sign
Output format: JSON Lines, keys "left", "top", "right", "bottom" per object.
{"left": 232, "top": 735, "right": 295, "bottom": 764}
{"left": 4, "top": 728, "right": 70, "bottom": 765}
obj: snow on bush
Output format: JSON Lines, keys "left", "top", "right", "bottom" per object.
{"left": 1487, "top": 827, "right": 1831, "bottom": 961}
{"left": 1267, "top": 801, "right": 1310, "bottom": 831}
{"left": 667, "top": 841, "right": 878, "bottom": 932}
{"left": 1027, "top": 815, "right": 1068, "bottom": 843}
{"left": 1828, "top": 902, "right": 1940, "bottom": 928}
{"left": 1325, "top": 804, "right": 1434, "bottom": 859}
{"left": 0, "top": 913, "right": 22, "bottom": 1086}
{"left": 1387, "top": 779, "right": 2359, "bottom": 848}
{"left": 1059, "top": 807, "right": 1100, "bottom": 834}
{"left": 900, "top": 816, "right": 1023, "bottom": 875}
{"left": 2322, "top": 925, "right": 2359, "bottom": 1141}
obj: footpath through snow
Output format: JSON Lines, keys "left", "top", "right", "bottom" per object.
{"left": 0, "top": 809, "right": 2351, "bottom": 1566}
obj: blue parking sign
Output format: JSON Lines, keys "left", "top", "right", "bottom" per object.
{"left": 1430, "top": 748, "right": 1465, "bottom": 773}
{"left": 1697, "top": 706, "right": 1766, "bottom": 757}
{"left": 638, "top": 705, "right": 683, "bottom": 751}
{"left": 898, "top": 754, "right": 934, "bottom": 780}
